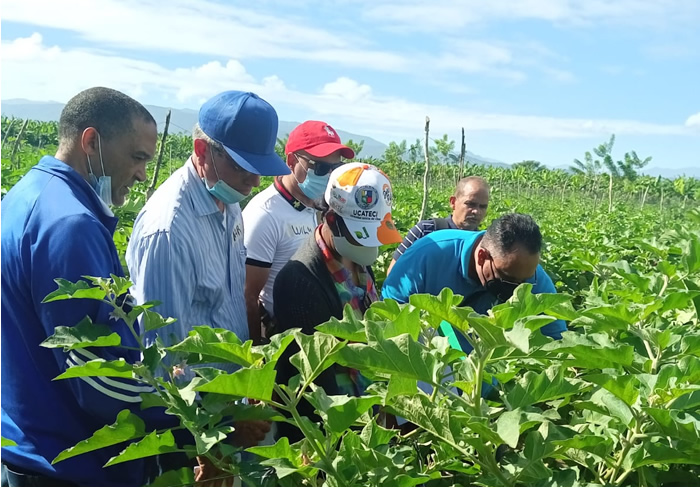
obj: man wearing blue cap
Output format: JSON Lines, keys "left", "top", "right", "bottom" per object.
{"left": 126, "top": 90, "right": 289, "bottom": 360}
{"left": 126, "top": 91, "right": 289, "bottom": 471}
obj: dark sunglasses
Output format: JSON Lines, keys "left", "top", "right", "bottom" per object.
{"left": 297, "top": 155, "right": 343, "bottom": 176}
{"left": 486, "top": 250, "right": 537, "bottom": 286}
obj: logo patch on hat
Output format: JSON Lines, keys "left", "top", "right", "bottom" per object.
{"left": 324, "top": 125, "right": 336, "bottom": 137}
{"left": 355, "top": 185, "right": 378, "bottom": 210}
{"left": 382, "top": 183, "right": 393, "bottom": 207}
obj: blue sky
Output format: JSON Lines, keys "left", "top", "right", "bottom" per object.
{"left": 2, "top": 0, "right": 699, "bottom": 170}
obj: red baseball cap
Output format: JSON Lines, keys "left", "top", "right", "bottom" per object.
{"left": 285, "top": 120, "right": 355, "bottom": 159}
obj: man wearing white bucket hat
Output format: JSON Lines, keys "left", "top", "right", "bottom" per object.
{"left": 272, "top": 162, "right": 402, "bottom": 441}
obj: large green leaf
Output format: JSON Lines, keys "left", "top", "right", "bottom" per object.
{"left": 625, "top": 441, "right": 700, "bottom": 469}
{"left": 492, "top": 284, "right": 572, "bottom": 328}
{"left": 306, "top": 389, "right": 381, "bottom": 433}
{"left": 669, "top": 389, "right": 700, "bottom": 411}
{"left": 195, "top": 361, "right": 278, "bottom": 401}
{"left": 504, "top": 321, "right": 532, "bottom": 354}
{"left": 104, "top": 430, "right": 179, "bottom": 466}
{"left": 167, "top": 327, "right": 260, "bottom": 367}
{"left": 140, "top": 310, "right": 177, "bottom": 333}
{"left": 682, "top": 236, "right": 700, "bottom": 273}
{"left": 496, "top": 408, "right": 522, "bottom": 448}
{"left": 194, "top": 425, "right": 235, "bottom": 455}
{"left": 506, "top": 367, "right": 585, "bottom": 409}
{"left": 644, "top": 408, "right": 700, "bottom": 443}
{"left": 515, "top": 430, "right": 555, "bottom": 482}
{"left": 253, "top": 328, "right": 298, "bottom": 363}
{"left": 576, "top": 388, "right": 634, "bottom": 426}
{"left": 542, "top": 332, "right": 634, "bottom": 369}
{"left": 290, "top": 332, "right": 345, "bottom": 385}
{"left": 316, "top": 305, "right": 367, "bottom": 343}
{"left": 388, "top": 394, "right": 465, "bottom": 445}
{"left": 585, "top": 373, "right": 640, "bottom": 406}
{"left": 40, "top": 317, "right": 121, "bottom": 350}
{"left": 54, "top": 359, "right": 134, "bottom": 380}
{"left": 53, "top": 410, "right": 145, "bottom": 464}
{"left": 408, "top": 288, "right": 465, "bottom": 328}
{"left": 337, "top": 325, "right": 439, "bottom": 384}
{"left": 359, "top": 419, "right": 398, "bottom": 449}
{"left": 553, "top": 435, "right": 614, "bottom": 459}
{"left": 42, "top": 278, "right": 108, "bottom": 303}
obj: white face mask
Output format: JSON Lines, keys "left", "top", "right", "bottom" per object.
{"left": 333, "top": 235, "right": 379, "bottom": 266}
{"left": 86, "top": 132, "right": 112, "bottom": 206}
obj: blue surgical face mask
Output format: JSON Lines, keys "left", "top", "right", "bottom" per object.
{"left": 204, "top": 147, "right": 247, "bottom": 205}
{"left": 86, "top": 132, "right": 112, "bottom": 206}
{"left": 295, "top": 155, "right": 330, "bottom": 201}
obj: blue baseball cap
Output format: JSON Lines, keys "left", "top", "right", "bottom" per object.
{"left": 198, "top": 91, "right": 290, "bottom": 176}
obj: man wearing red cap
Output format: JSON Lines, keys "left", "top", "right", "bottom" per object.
{"left": 242, "top": 121, "right": 354, "bottom": 344}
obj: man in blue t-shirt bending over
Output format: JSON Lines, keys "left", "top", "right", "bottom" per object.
{"left": 382, "top": 213, "right": 566, "bottom": 351}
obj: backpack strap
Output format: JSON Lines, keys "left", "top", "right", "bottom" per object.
{"left": 433, "top": 217, "right": 452, "bottom": 231}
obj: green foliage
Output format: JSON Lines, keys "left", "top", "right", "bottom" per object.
{"left": 4, "top": 115, "right": 700, "bottom": 486}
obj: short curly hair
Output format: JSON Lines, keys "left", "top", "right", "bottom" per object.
{"left": 481, "top": 213, "right": 542, "bottom": 256}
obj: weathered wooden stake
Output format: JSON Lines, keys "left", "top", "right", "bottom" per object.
{"left": 10, "top": 119, "right": 29, "bottom": 169}
{"left": 419, "top": 116, "right": 431, "bottom": 221}
{"left": 458, "top": 127, "right": 466, "bottom": 179}
{"left": 147, "top": 110, "right": 171, "bottom": 199}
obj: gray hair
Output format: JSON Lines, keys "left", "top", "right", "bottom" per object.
{"left": 455, "top": 176, "right": 490, "bottom": 197}
{"left": 192, "top": 123, "right": 225, "bottom": 153}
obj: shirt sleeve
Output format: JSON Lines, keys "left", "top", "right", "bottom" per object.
{"left": 392, "top": 222, "right": 427, "bottom": 261}
{"left": 242, "top": 204, "right": 277, "bottom": 266}
{"left": 532, "top": 266, "right": 568, "bottom": 340}
{"left": 381, "top": 252, "right": 423, "bottom": 304}
{"left": 126, "top": 229, "right": 196, "bottom": 348}
{"left": 33, "top": 214, "right": 175, "bottom": 429}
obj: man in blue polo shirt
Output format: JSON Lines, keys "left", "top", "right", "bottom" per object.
{"left": 382, "top": 213, "right": 566, "bottom": 351}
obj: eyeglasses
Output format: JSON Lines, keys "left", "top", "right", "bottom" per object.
{"left": 296, "top": 154, "right": 343, "bottom": 176}
{"left": 486, "top": 250, "right": 537, "bottom": 286}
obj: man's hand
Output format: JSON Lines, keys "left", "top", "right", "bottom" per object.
{"left": 194, "top": 456, "right": 233, "bottom": 487}
{"left": 231, "top": 419, "right": 272, "bottom": 448}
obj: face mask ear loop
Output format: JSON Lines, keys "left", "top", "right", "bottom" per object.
{"left": 96, "top": 132, "right": 108, "bottom": 177}
{"left": 209, "top": 146, "right": 222, "bottom": 180}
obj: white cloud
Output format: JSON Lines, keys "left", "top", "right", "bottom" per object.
{"left": 320, "top": 78, "right": 373, "bottom": 102}
{"left": 362, "top": 0, "right": 700, "bottom": 32}
{"left": 1, "top": 34, "right": 694, "bottom": 143}
{"left": 686, "top": 112, "right": 700, "bottom": 128}
{"left": 1, "top": 0, "right": 410, "bottom": 72}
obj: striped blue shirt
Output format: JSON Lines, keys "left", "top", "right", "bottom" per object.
{"left": 126, "top": 159, "right": 248, "bottom": 372}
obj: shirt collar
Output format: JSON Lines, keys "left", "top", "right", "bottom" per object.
{"left": 36, "top": 155, "right": 117, "bottom": 223}
{"left": 274, "top": 176, "right": 307, "bottom": 212}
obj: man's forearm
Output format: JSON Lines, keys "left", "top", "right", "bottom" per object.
{"left": 245, "top": 293, "right": 263, "bottom": 343}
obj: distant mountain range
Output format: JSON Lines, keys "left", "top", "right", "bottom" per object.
{"left": 3, "top": 99, "right": 696, "bottom": 177}
{"left": 549, "top": 163, "right": 700, "bottom": 179}
{"left": 0, "top": 99, "right": 505, "bottom": 167}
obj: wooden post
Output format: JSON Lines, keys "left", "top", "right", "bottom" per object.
{"left": 458, "top": 127, "right": 466, "bottom": 179}
{"left": 10, "top": 119, "right": 29, "bottom": 169}
{"left": 147, "top": 110, "right": 171, "bottom": 199}
{"left": 1, "top": 118, "right": 16, "bottom": 151}
{"left": 419, "top": 116, "right": 431, "bottom": 221}
{"left": 641, "top": 185, "right": 649, "bottom": 208}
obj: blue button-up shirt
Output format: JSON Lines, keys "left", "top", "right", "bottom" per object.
{"left": 127, "top": 160, "right": 248, "bottom": 370}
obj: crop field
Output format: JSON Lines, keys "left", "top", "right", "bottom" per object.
{"left": 2, "top": 117, "right": 699, "bottom": 486}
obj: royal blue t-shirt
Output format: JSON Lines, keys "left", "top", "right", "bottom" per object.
{"left": 382, "top": 229, "right": 567, "bottom": 351}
